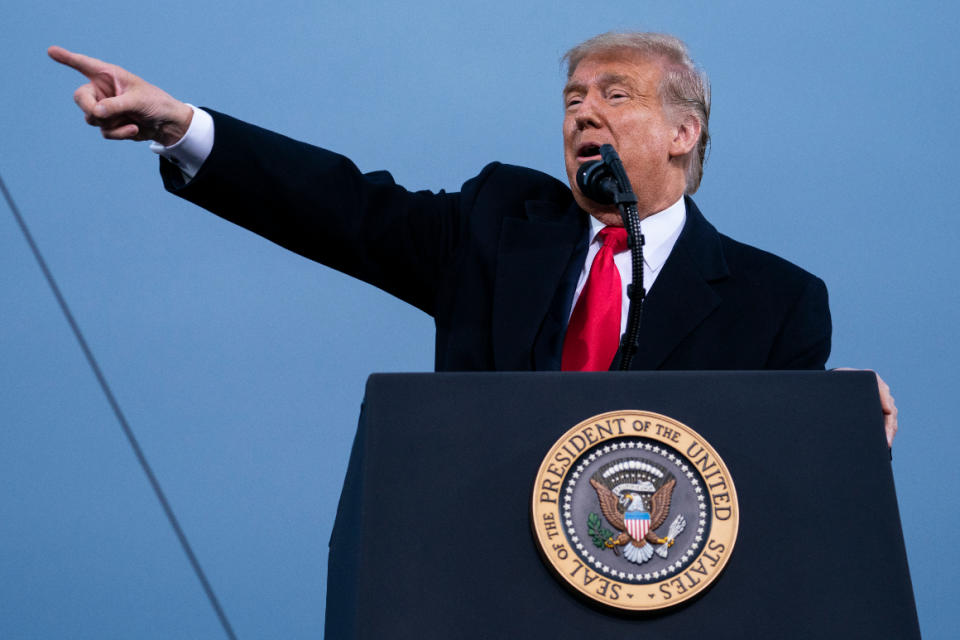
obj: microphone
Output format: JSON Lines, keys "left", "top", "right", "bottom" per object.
{"left": 575, "top": 144, "right": 646, "bottom": 371}
{"left": 576, "top": 160, "right": 618, "bottom": 205}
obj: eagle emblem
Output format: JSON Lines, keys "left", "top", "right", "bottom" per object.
{"left": 588, "top": 458, "right": 687, "bottom": 564}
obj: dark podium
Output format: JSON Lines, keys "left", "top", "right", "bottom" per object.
{"left": 326, "top": 372, "right": 918, "bottom": 639}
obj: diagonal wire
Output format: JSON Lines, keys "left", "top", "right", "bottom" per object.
{"left": 1, "top": 171, "right": 238, "bottom": 640}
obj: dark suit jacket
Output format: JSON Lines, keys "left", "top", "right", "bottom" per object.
{"left": 161, "top": 111, "right": 831, "bottom": 371}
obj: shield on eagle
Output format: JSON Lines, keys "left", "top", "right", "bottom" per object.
{"left": 624, "top": 510, "right": 651, "bottom": 540}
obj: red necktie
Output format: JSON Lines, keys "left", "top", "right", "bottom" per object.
{"left": 562, "top": 226, "right": 628, "bottom": 371}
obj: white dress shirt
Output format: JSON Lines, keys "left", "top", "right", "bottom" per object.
{"left": 149, "top": 105, "right": 214, "bottom": 180}
{"left": 151, "top": 109, "right": 686, "bottom": 336}
{"left": 571, "top": 198, "right": 686, "bottom": 336}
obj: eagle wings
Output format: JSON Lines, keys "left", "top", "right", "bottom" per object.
{"left": 589, "top": 476, "right": 676, "bottom": 548}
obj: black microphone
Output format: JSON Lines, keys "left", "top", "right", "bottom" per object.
{"left": 576, "top": 160, "right": 618, "bottom": 205}
{"left": 576, "top": 145, "right": 645, "bottom": 371}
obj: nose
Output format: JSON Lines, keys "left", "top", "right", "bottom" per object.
{"left": 574, "top": 92, "right": 602, "bottom": 130}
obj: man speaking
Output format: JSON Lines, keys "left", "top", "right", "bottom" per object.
{"left": 48, "top": 32, "right": 897, "bottom": 444}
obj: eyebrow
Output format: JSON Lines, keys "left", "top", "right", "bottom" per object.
{"left": 563, "top": 72, "right": 638, "bottom": 98}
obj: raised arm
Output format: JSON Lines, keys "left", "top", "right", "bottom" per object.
{"left": 48, "top": 46, "right": 193, "bottom": 146}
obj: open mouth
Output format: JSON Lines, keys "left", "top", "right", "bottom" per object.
{"left": 577, "top": 144, "right": 602, "bottom": 161}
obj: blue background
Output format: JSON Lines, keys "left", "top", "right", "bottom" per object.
{"left": 2, "top": 1, "right": 957, "bottom": 637}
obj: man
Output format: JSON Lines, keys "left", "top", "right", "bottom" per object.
{"left": 47, "top": 32, "right": 897, "bottom": 445}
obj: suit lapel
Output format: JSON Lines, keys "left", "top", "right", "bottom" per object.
{"left": 629, "top": 198, "right": 730, "bottom": 369}
{"left": 493, "top": 201, "right": 586, "bottom": 370}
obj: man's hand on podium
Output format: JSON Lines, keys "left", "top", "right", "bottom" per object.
{"left": 875, "top": 372, "right": 898, "bottom": 447}
{"left": 48, "top": 46, "right": 193, "bottom": 147}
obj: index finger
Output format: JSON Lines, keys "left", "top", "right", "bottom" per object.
{"left": 48, "top": 46, "right": 110, "bottom": 78}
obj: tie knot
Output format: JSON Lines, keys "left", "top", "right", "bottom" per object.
{"left": 598, "top": 226, "right": 628, "bottom": 253}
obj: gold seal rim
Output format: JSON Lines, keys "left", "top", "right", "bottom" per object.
{"left": 531, "top": 410, "right": 739, "bottom": 611}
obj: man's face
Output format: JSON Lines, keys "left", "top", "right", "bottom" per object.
{"left": 563, "top": 53, "right": 686, "bottom": 224}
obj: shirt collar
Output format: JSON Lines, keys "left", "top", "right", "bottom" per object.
{"left": 587, "top": 195, "right": 687, "bottom": 271}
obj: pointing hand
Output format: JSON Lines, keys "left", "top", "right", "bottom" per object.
{"left": 48, "top": 46, "right": 193, "bottom": 146}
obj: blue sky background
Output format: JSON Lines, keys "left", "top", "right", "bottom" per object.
{"left": 2, "top": 0, "right": 957, "bottom": 637}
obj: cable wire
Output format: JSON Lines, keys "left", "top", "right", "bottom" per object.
{"left": 1, "top": 171, "right": 238, "bottom": 640}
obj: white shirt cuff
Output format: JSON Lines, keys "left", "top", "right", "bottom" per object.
{"left": 149, "top": 105, "right": 214, "bottom": 181}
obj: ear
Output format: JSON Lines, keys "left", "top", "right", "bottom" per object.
{"left": 668, "top": 114, "right": 701, "bottom": 158}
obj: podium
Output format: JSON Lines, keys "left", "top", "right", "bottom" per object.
{"left": 326, "top": 372, "right": 919, "bottom": 638}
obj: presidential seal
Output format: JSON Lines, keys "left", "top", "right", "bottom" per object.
{"left": 531, "top": 410, "right": 738, "bottom": 611}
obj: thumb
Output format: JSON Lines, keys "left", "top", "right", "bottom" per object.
{"left": 93, "top": 94, "right": 137, "bottom": 120}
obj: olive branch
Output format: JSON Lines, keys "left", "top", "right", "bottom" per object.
{"left": 587, "top": 512, "right": 614, "bottom": 549}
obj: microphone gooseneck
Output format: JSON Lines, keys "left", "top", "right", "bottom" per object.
{"left": 581, "top": 144, "right": 646, "bottom": 371}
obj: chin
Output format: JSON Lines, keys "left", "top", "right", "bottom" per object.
{"left": 573, "top": 192, "right": 621, "bottom": 224}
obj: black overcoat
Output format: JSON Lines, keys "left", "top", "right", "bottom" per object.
{"left": 161, "top": 111, "right": 831, "bottom": 371}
